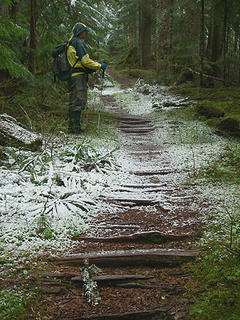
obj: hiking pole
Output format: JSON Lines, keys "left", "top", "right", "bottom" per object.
{"left": 98, "top": 67, "right": 105, "bottom": 134}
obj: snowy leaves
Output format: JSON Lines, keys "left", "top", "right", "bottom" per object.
{"left": 0, "top": 136, "right": 119, "bottom": 255}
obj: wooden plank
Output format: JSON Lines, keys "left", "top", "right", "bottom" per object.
{"left": 77, "top": 307, "right": 171, "bottom": 320}
{"left": 129, "top": 169, "right": 176, "bottom": 176}
{"left": 106, "top": 198, "right": 158, "bottom": 206}
{"left": 73, "top": 231, "right": 190, "bottom": 244}
{"left": 71, "top": 274, "right": 153, "bottom": 285}
{"left": 49, "top": 248, "right": 198, "bottom": 267}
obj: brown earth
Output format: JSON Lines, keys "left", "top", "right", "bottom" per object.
{"left": 29, "top": 74, "right": 203, "bottom": 320}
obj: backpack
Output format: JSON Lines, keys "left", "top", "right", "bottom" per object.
{"left": 52, "top": 42, "right": 79, "bottom": 82}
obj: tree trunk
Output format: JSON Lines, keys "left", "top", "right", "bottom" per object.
{"left": 208, "top": 0, "right": 224, "bottom": 76}
{"left": 223, "top": 0, "right": 228, "bottom": 85}
{"left": 30, "top": 0, "right": 37, "bottom": 74}
{"left": 0, "top": 2, "right": 9, "bottom": 16}
{"left": 200, "top": 0, "right": 205, "bottom": 87}
{"left": 139, "top": 0, "right": 152, "bottom": 67}
{"left": 156, "top": 0, "right": 173, "bottom": 73}
{"left": 183, "top": 1, "right": 201, "bottom": 66}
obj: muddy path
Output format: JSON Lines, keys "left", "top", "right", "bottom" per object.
{"left": 39, "top": 81, "right": 201, "bottom": 320}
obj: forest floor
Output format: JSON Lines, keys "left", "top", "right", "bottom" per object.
{"left": 0, "top": 72, "right": 239, "bottom": 320}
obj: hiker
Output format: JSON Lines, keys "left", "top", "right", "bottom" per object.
{"left": 67, "top": 23, "right": 107, "bottom": 133}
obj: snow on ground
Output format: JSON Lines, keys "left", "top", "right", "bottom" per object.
{"left": 112, "top": 80, "right": 240, "bottom": 245}
{"left": 0, "top": 78, "right": 239, "bottom": 268}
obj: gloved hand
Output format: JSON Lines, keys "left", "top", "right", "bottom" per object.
{"left": 101, "top": 62, "right": 107, "bottom": 70}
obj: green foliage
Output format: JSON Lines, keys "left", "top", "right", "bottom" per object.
{"left": 0, "top": 15, "right": 31, "bottom": 79}
{"left": 172, "top": 86, "right": 240, "bottom": 136}
{"left": 188, "top": 251, "right": 240, "bottom": 320}
{"left": 0, "top": 290, "right": 29, "bottom": 320}
{"left": 195, "top": 145, "right": 240, "bottom": 184}
{"left": 196, "top": 101, "right": 225, "bottom": 118}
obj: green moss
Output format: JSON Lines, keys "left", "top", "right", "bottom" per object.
{"left": 0, "top": 290, "right": 29, "bottom": 320}
{"left": 218, "top": 116, "right": 240, "bottom": 136}
{"left": 170, "top": 86, "right": 240, "bottom": 136}
{"left": 112, "top": 66, "right": 157, "bottom": 84}
{"left": 177, "top": 68, "right": 194, "bottom": 84}
{"left": 188, "top": 252, "right": 240, "bottom": 320}
{"left": 196, "top": 101, "right": 225, "bottom": 118}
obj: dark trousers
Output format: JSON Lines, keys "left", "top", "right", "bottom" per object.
{"left": 68, "top": 74, "right": 88, "bottom": 133}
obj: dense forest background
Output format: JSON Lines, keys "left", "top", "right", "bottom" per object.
{"left": 1, "top": 0, "right": 240, "bottom": 86}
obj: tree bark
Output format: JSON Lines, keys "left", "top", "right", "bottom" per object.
{"left": 139, "top": 0, "right": 152, "bottom": 67}
{"left": 200, "top": 0, "right": 205, "bottom": 87}
{"left": 207, "top": 0, "right": 224, "bottom": 76}
{"left": 156, "top": 0, "right": 173, "bottom": 72}
{"left": 223, "top": 0, "right": 228, "bottom": 85}
{"left": 30, "top": 0, "right": 37, "bottom": 74}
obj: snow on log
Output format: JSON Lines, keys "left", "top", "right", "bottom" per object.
{"left": 49, "top": 248, "right": 199, "bottom": 267}
{"left": 0, "top": 113, "right": 42, "bottom": 151}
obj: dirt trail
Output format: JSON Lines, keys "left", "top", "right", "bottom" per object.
{"left": 40, "top": 79, "right": 201, "bottom": 320}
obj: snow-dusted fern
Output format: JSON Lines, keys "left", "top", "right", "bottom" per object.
{"left": 82, "top": 259, "right": 102, "bottom": 305}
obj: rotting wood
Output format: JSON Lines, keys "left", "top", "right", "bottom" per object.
{"left": 71, "top": 274, "right": 153, "bottom": 285}
{"left": 0, "top": 113, "right": 42, "bottom": 151}
{"left": 76, "top": 307, "right": 171, "bottom": 320}
{"left": 49, "top": 248, "right": 199, "bottom": 267}
{"left": 73, "top": 231, "right": 191, "bottom": 244}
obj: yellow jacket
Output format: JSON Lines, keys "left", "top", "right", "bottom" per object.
{"left": 67, "top": 23, "right": 101, "bottom": 76}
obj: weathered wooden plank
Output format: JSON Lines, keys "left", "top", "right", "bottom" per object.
{"left": 71, "top": 274, "right": 153, "bottom": 285}
{"left": 73, "top": 231, "right": 190, "bottom": 244}
{"left": 129, "top": 169, "right": 176, "bottom": 176}
{"left": 49, "top": 248, "right": 198, "bottom": 267}
{"left": 77, "top": 307, "right": 170, "bottom": 320}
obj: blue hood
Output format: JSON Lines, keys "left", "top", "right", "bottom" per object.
{"left": 72, "top": 23, "right": 89, "bottom": 37}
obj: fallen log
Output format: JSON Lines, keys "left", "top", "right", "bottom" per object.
{"left": 49, "top": 248, "right": 198, "bottom": 267}
{"left": 71, "top": 274, "right": 153, "bottom": 286}
{"left": 73, "top": 231, "right": 191, "bottom": 244}
{"left": 0, "top": 113, "right": 42, "bottom": 151}
{"left": 77, "top": 307, "right": 171, "bottom": 320}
